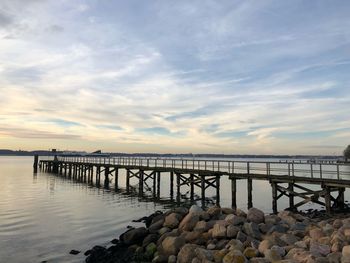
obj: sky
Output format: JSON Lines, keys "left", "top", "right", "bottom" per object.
{"left": 0, "top": 0, "right": 349, "bottom": 155}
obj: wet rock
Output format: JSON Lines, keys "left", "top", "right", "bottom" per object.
{"left": 161, "top": 236, "right": 185, "bottom": 256}
{"left": 179, "top": 213, "right": 200, "bottom": 232}
{"left": 145, "top": 242, "right": 157, "bottom": 259}
{"left": 177, "top": 244, "right": 198, "bottom": 263}
{"left": 69, "top": 249, "right": 80, "bottom": 255}
{"left": 247, "top": 208, "right": 265, "bottom": 224}
{"left": 120, "top": 227, "right": 148, "bottom": 245}
{"left": 164, "top": 213, "right": 181, "bottom": 228}
{"left": 158, "top": 227, "right": 170, "bottom": 235}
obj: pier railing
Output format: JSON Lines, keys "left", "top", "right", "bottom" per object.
{"left": 40, "top": 156, "right": 350, "bottom": 181}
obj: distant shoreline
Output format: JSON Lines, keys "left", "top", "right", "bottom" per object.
{"left": 0, "top": 149, "right": 343, "bottom": 160}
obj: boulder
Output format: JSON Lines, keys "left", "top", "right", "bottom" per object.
{"left": 227, "top": 225, "right": 240, "bottom": 238}
{"left": 327, "top": 252, "right": 342, "bottom": 263}
{"left": 258, "top": 240, "right": 273, "bottom": 254}
{"left": 226, "top": 214, "right": 246, "bottom": 225}
{"left": 278, "top": 211, "right": 297, "bottom": 226}
{"left": 243, "top": 222, "right": 262, "bottom": 240}
{"left": 226, "top": 239, "right": 244, "bottom": 252}
{"left": 212, "top": 223, "right": 227, "bottom": 239}
{"left": 247, "top": 208, "right": 265, "bottom": 224}
{"left": 310, "top": 242, "right": 330, "bottom": 257}
{"left": 280, "top": 233, "right": 299, "bottom": 245}
{"left": 177, "top": 244, "right": 198, "bottom": 263}
{"left": 163, "top": 213, "right": 181, "bottom": 228}
{"left": 120, "top": 227, "right": 148, "bottom": 245}
{"left": 179, "top": 213, "right": 200, "bottom": 232}
{"left": 161, "top": 236, "right": 185, "bottom": 256}
{"left": 309, "top": 228, "right": 324, "bottom": 240}
{"left": 195, "top": 247, "right": 214, "bottom": 261}
{"left": 207, "top": 206, "right": 222, "bottom": 218}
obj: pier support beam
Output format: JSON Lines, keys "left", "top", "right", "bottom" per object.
{"left": 247, "top": 178, "right": 253, "bottom": 209}
{"left": 231, "top": 178, "right": 237, "bottom": 209}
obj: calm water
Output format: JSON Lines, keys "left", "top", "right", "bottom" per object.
{"left": 0, "top": 156, "right": 348, "bottom": 263}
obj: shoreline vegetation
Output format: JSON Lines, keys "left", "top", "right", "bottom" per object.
{"left": 0, "top": 149, "right": 343, "bottom": 160}
{"left": 83, "top": 206, "right": 350, "bottom": 263}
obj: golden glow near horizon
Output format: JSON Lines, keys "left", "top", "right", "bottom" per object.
{"left": 0, "top": 1, "right": 349, "bottom": 155}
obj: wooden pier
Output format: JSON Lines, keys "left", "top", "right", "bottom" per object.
{"left": 35, "top": 155, "right": 350, "bottom": 213}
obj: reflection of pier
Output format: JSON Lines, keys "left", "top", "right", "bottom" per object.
{"left": 36, "top": 156, "right": 350, "bottom": 213}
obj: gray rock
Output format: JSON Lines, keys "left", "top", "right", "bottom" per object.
{"left": 194, "top": 221, "right": 208, "bottom": 232}
{"left": 310, "top": 242, "right": 331, "bottom": 257}
{"left": 243, "top": 222, "right": 262, "bottom": 240}
{"left": 280, "top": 233, "right": 299, "bottom": 245}
{"left": 207, "top": 206, "right": 222, "bottom": 218}
{"left": 223, "top": 249, "right": 247, "bottom": 263}
{"left": 207, "top": 243, "right": 216, "bottom": 250}
{"left": 271, "top": 245, "right": 286, "bottom": 257}
{"left": 195, "top": 247, "right": 214, "bottom": 261}
{"left": 278, "top": 211, "right": 297, "bottom": 226}
{"left": 149, "top": 219, "right": 165, "bottom": 233}
{"left": 236, "top": 231, "right": 248, "bottom": 242}
{"left": 227, "top": 225, "right": 240, "bottom": 238}
{"left": 247, "top": 208, "right": 265, "bottom": 224}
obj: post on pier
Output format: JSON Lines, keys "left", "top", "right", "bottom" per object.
{"left": 324, "top": 186, "right": 331, "bottom": 214}
{"left": 176, "top": 173, "right": 180, "bottom": 203}
{"left": 190, "top": 174, "right": 194, "bottom": 201}
{"left": 216, "top": 175, "right": 220, "bottom": 206}
{"left": 157, "top": 171, "right": 161, "bottom": 198}
{"left": 104, "top": 166, "right": 110, "bottom": 189}
{"left": 33, "top": 155, "right": 39, "bottom": 173}
{"left": 126, "top": 170, "right": 130, "bottom": 193}
{"left": 201, "top": 174, "right": 205, "bottom": 208}
{"left": 231, "top": 177, "right": 237, "bottom": 209}
{"left": 114, "top": 168, "right": 119, "bottom": 191}
{"left": 288, "top": 183, "right": 294, "bottom": 209}
{"left": 139, "top": 170, "right": 144, "bottom": 195}
{"left": 247, "top": 178, "right": 253, "bottom": 209}
{"left": 170, "top": 171, "right": 174, "bottom": 200}
{"left": 272, "top": 182, "right": 278, "bottom": 214}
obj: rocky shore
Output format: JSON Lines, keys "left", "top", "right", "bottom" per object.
{"left": 84, "top": 206, "right": 350, "bottom": 263}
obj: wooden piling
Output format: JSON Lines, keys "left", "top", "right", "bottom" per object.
{"left": 272, "top": 182, "right": 278, "bottom": 214}
{"left": 231, "top": 178, "right": 237, "bottom": 209}
{"left": 247, "top": 178, "right": 253, "bottom": 209}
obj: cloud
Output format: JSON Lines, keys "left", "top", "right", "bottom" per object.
{"left": 0, "top": 0, "right": 349, "bottom": 154}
